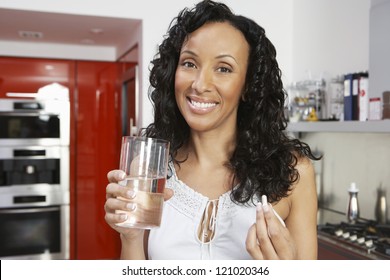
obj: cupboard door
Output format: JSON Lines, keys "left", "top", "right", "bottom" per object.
{"left": 0, "top": 57, "right": 74, "bottom": 97}
{"left": 75, "top": 61, "right": 122, "bottom": 259}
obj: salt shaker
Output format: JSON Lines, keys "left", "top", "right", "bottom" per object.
{"left": 347, "top": 182, "right": 359, "bottom": 223}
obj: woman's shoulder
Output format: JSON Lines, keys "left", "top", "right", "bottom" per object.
{"left": 294, "top": 155, "right": 315, "bottom": 180}
{"left": 288, "top": 155, "right": 317, "bottom": 211}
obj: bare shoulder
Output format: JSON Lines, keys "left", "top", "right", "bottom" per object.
{"left": 291, "top": 156, "right": 316, "bottom": 195}
{"left": 295, "top": 156, "right": 315, "bottom": 178}
{"left": 273, "top": 155, "right": 317, "bottom": 219}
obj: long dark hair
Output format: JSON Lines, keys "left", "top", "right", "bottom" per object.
{"left": 144, "top": 0, "right": 320, "bottom": 205}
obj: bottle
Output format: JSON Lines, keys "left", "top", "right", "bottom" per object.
{"left": 375, "top": 187, "right": 388, "bottom": 224}
{"left": 347, "top": 182, "right": 359, "bottom": 223}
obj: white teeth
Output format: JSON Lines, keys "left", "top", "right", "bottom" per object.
{"left": 190, "top": 100, "right": 217, "bottom": 109}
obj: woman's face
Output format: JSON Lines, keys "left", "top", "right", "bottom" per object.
{"left": 175, "top": 21, "right": 249, "bottom": 134}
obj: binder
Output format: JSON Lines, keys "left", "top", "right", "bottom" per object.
{"left": 352, "top": 73, "right": 359, "bottom": 120}
{"left": 358, "top": 72, "right": 369, "bottom": 121}
{"left": 344, "top": 73, "right": 354, "bottom": 121}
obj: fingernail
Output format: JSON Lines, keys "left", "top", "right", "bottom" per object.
{"left": 121, "top": 214, "right": 128, "bottom": 221}
{"left": 256, "top": 202, "right": 263, "bottom": 212}
{"left": 126, "top": 203, "right": 136, "bottom": 211}
{"left": 127, "top": 190, "right": 136, "bottom": 199}
{"left": 119, "top": 172, "right": 126, "bottom": 180}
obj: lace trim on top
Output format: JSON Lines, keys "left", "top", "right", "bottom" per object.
{"left": 166, "top": 161, "right": 237, "bottom": 219}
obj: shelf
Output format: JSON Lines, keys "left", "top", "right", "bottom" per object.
{"left": 287, "top": 120, "right": 390, "bottom": 133}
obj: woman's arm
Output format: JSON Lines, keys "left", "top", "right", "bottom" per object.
{"left": 119, "top": 231, "right": 147, "bottom": 260}
{"left": 285, "top": 157, "right": 318, "bottom": 259}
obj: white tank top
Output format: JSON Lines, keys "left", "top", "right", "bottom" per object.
{"left": 148, "top": 163, "right": 285, "bottom": 260}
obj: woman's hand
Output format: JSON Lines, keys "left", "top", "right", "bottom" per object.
{"left": 245, "top": 196, "right": 297, "bottom": 260}
{"left": 104, "top": 169, "right": 174, "bottom": 240}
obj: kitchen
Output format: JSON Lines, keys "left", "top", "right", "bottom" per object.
{"left": 0, "top": 0, "right": 389, "bottom": 260}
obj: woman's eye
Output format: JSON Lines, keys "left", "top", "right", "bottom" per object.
{"left": 218, "top": 67, "right": 232, "bottom": 73}
{"left": 182, "top": 61, "right": 196, "bottom": 68}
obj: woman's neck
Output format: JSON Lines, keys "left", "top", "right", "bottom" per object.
{"left": 181, "top": 128, "right": 237, "bottom": 167}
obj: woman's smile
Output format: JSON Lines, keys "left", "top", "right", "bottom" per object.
{"left": 187, "top": 96, "right": 219, "bottom": 114}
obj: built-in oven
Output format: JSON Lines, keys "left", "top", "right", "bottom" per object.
{"left": 0, "top": 98, "right": 70, "bottom": 146}
{"left": 0, "top": 95, "right": 70, "bottom": 260}
{"left": 0, "top": 145, "right": 70, "bottom": 260}
{"left": 0, "top": 205, "right": 69, "bottom": 260}
{"left": 0, "top": 146, "right": 69, "bottom": 191}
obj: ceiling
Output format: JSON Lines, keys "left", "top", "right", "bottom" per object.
{"left": 0, "top": 8, "right": 140, "bottom": 59}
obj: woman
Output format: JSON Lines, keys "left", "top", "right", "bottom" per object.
{"left": 105, "top": 0, "right": 320, "bottom": 260}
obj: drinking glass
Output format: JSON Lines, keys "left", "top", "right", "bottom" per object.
{"left": 115, "top": 136, "right": 170, "bottom": 229}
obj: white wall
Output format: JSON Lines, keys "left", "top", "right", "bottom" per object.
{"left": 291, "top": 0, "right": 370, "bottom": 82}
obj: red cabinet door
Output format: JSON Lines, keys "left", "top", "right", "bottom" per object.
{"left": 75, "top": 61, "right": 122, "bottom": 259}
{"left": 0, "top": 57, "right": 74, "bottom": 97}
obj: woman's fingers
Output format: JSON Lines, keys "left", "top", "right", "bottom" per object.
{"left": 246, "top": 195, "right": 296, "bottom": 260}
{"left": 246, "top": 224, "right": 264, "bottom": 259}
{"left": 107, "top": 169, "right": 126, "bottom": 183}
{"left": 163, "top": 188, "right": 174, "bottom": 201}
{"left": 255, "top": 203, "right": 279, "bottom": 259}
{"left": 245, "top": 202, "right": 278, "bottom": 260}
{"left": 262, "top": 203, "right": 296, "bottom": 259}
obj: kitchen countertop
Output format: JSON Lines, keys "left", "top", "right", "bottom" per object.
{"left": 316, "top": 207, "right": 390, "bottom": 260}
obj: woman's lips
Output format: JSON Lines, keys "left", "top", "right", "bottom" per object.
{"left": 187, "top": 97, "right": 218, "bottom": 113}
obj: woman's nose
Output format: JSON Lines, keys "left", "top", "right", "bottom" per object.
{"left": 192, "top": 68, "right": 212, "bottom": 93}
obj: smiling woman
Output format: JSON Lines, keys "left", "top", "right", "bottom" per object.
{"left": 104, "top": 0, "right": 321, "bottom": 260}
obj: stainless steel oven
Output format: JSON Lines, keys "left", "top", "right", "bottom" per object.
{"left": 0, "top": 95, "right": 70, "bottom": 260}
{"left": 0, "top": 146, "right": 69, "bottom": 191}
{"left": 0, "top": 205, "right": 69, "bottom": 260}
{"left": 0, "top": 98, "right": 70, "bottom": 146}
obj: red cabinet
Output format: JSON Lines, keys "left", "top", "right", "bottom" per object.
{"left": 0, "top": 57, "right": 131, "bottom": 259}
{"left": 0, "top": 57, "right": 75, "bottom": 98}
{"left": 74, "top": 61, "right": 122, "bottom": 259}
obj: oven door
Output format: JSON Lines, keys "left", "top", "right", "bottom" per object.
{"left": 0, "top": 205, "right": 69, "bottom": 259}
{"left": 0, "top": 98, "right": 69, "bottom": 146}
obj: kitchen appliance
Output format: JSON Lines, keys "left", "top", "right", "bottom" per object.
{"left": 0, "top": 204, "right": 69, "bottom": 259}
{"left": 0, "top": 93, "right": 70, "bottom": 259}
{"left": 318, "top": 219, "right": 390, "bottom": 259}
{"left": 0, "top": 98, "right": 70, "bottom": 146}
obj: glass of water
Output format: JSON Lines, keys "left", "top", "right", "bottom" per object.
{"left": 115, "top": 136, "right": 170, "bottom": 229}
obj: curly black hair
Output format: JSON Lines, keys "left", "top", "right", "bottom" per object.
{"left": 143, "top": 0, "right": 320, "bottom": 205}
